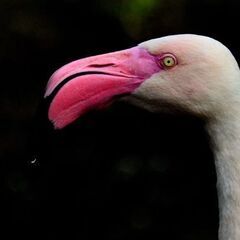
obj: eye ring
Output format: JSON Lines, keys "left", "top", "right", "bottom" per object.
{"left": 159, "top": 54, "right": 177, "bottom": 69}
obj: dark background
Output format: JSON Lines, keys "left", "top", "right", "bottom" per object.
{"left": 1, "top": 0, "right": 239, "bottom": 239}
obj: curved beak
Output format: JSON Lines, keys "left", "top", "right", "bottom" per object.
{"left": 45, "top": 46, "right": 160, "bottom": 129}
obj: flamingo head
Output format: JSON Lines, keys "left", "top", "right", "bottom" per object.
{"left": 45, "top": 34, "right": 240, "bottom": 129}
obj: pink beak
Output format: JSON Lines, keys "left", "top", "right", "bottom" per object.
{"left": 45, "top": 46, "right": 160, "bottom": 129}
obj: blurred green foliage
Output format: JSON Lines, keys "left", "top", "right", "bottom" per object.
{"left": 102, "top": 0, "right": 187, "bottom": 39}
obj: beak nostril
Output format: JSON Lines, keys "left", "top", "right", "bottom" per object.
{"left": 88, "top": 63, "right": 115, "bottom": 68}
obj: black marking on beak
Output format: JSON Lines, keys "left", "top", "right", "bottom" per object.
{"left": 47, "top": 71, "right": 112, "bottom": 101}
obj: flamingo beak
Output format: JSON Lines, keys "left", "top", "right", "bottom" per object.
{"left": 45, "top": 46, "right": 160, "bottom": 129}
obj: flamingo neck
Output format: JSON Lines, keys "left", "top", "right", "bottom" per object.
{"left": 207, "top": 110, "right": 240, "bottom": 240}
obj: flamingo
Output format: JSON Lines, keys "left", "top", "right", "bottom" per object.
{"left": 45, "top": 34, "right": 240, "bottom": 240}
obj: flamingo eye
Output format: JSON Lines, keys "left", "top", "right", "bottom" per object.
{"left": 159, "top": 54, "right": 177, "bottom": 68}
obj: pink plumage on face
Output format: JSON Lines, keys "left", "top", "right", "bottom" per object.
{"left": 45, "top": 34, "right": 240, "bottom": 129}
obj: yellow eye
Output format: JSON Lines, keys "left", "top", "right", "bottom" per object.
{"left": 160, "top": 54, "right": 177, "bottom": 68}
